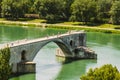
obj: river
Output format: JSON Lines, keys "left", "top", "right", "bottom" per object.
{"left": 0, "top": 25, "right": 120, "bottom": 80}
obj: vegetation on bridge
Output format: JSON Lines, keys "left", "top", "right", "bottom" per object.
{"left": 0, "top": 0, "right": 120, "bottom": 25}
{"left": 80, "top": 64, "right": 120, "bottom": 80}
{"left": 0, "top": 47, "right": 11, "bottom": 80}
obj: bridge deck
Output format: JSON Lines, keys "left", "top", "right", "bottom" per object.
{"left": 0, "top": 31, "right": 84, "bottom": 49}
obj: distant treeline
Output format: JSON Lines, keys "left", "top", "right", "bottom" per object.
{"left": 0, "top": 0, "right": 120, "bottom": 24}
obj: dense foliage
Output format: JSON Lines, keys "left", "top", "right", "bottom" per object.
{"left": 70, "top": 0, "right": 97, "bottom": 23}
{"left": 110, "top": 1, "right": 120, "bottom": 24}
{"left": 0, "top": 0, "right": 120, "bottom": 24}
{"left": 0, "top": 0, "right": 2, "bottom": 17}
{"left": 80, "top": 64, "right": 120, "bottom": 80}
{"left": 1, "top": 0, "right": 32, "bottom": 20}
{"left": 0, "top": 47, "right": 11, "bottom": 80}
{"left": 34, "top": 0, "right": 66, "bottom": 22}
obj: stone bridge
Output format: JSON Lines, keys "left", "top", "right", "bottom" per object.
{"left": 0, "top": 31, "right": 96, "bottom": 73}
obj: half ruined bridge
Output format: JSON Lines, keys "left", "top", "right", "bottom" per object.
{"left": 0, "top": 31, "right": 97, "bottom": 73}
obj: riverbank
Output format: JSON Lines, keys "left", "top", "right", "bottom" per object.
{"left": 0, "top": 19, "right": 120, "bottom": 34}
{"left": 46, "top": 24, "right": 120, "bottom": 34}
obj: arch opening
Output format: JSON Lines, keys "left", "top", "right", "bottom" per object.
{"left": 21, "top": 50, "right": 27, "bottom": 61}
{"left": 32, "top": 40, "right": 73, "bottom": 61}
{"left": 33, "top": 42, "right": 62, "bottom": 79}
{"left": 70, "top": 40, "right": 73, "bottom": 47}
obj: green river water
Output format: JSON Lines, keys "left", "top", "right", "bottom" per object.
{"left": 0, "top": 25, "right": 120, "bottom": 80}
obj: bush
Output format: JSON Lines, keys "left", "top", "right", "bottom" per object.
{"left": 80, "top": 64, "right": 120, "bottom": 80}
{"left": 0, "top": 47, "right": 11, "bottom": 80}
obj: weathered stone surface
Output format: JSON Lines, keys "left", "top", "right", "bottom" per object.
{"left": 56, "top": 47, "right": 97, "bottom": 59}
{"left": 0, "top": 31, "right": 96, "bottom": 73}
{"left": 17, "top": 62, "right": 36, "bottom": 73}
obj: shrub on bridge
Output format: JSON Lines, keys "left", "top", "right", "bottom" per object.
{"left": 80, "top": 64, "right": 120, "bottom": 80}
{"left": 0, "top": 47, "right": 11, "bottom": 80}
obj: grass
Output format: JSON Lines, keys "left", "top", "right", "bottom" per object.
{"left": 26, "top": 19, "right": 46, "bottom": 23}
{"left": 59, "top": 21, "right": 120, "bottom": 29}
{"left": 59, "top": 21, "right": 100, "bottom": 26}
{"left": 97, "top": 24, "right": 117, "bottom": 29}
{"left": 46, "top": 25, "right": 120, "bottom": 34}
{"left": 0, "top": 18, "right": 7, "bottom": 21}
{"left": 97, "top": 24, "right": 120, "bottom": 30}
{"left": 0, "top": 18, "right": 46, "bottom": 27}
{"left": 114, "top": 26, "right": 120, "bottom": 29}
{"left": 59, "top": 22, "right": 84, "bottom": 25}
{"left": 0, "top": 18, "right": 120, "bottom": 34}
{"left": 0, "top": 18, "right": 46, "bottom": 23}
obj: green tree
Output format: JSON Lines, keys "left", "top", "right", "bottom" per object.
{"left": 34, "top": 0, "right": 66, "bottom": 22}
{"left": 96, "top": 0, "right": 112, "bottom": 23}
{"left": 25, "top": 0, "right": 35, "bottom": 14}
{"left": 80, "top": 64, "right": 120, "bottom": 80}
{"left": 0, "top": 0, "right": 2, "bottom": 17}
{"left": 70, "top": 0, "right": 97, "bottom": 24}
{"left": 0, "top": 47, "right": 11, "bottom": 80}
{"left": 62, "top": 0, "right": 74, "bottom": 21}
{"left": 1, "top": 0, "right": 31, "bottom": 19}
{"left": 110, "top": 1, "right": 120, "bottom": 24}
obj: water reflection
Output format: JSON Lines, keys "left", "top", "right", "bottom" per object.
{"left": 55, "top": 57, "right": 97, "bottom": 80}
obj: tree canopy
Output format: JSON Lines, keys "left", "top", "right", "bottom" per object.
{"left": 80, "top": 64, "right": 120, "bottom": 80}
{"left": 70, "top": 0, "right": 97, "bottom": 23}
{"left": 1, "top": 0, "right": 31, "bottom": 19}
{"left": 0, "top": 47, "right": 11, "bottom": 80}
{"left": 110, "top": 1, "right": 120, "bottom": 24}
{"left": 34, "top": 0, "right": 66, "bottom": 22}
{"left": 0, "top": 0, "right": 120, "bottom": 24}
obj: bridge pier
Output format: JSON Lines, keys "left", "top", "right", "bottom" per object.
{"left": 56, "top": 47, "right": 97, "bottom": 59}
{"left": 17, "top": 61, "right": 36, "bottom": 74}
{"left": 11, "top": 61, "right": 36, "bottom": 75}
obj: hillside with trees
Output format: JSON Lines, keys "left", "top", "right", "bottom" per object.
{"left": 0, "top": 0, "right": 120, "bottom": 24}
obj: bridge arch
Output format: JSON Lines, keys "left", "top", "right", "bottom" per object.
{"left": 31, "top": 39, "right": 73, "bottom": 61}
{"left": 10, "top": 38, "right": 75, "bottom": 64}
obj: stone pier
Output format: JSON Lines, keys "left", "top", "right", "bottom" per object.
{"left": 56, "top": 47, "right": 97, "bottom": 59}
{"left": 17, "top": 62, "right": 36, "bottom": 74}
